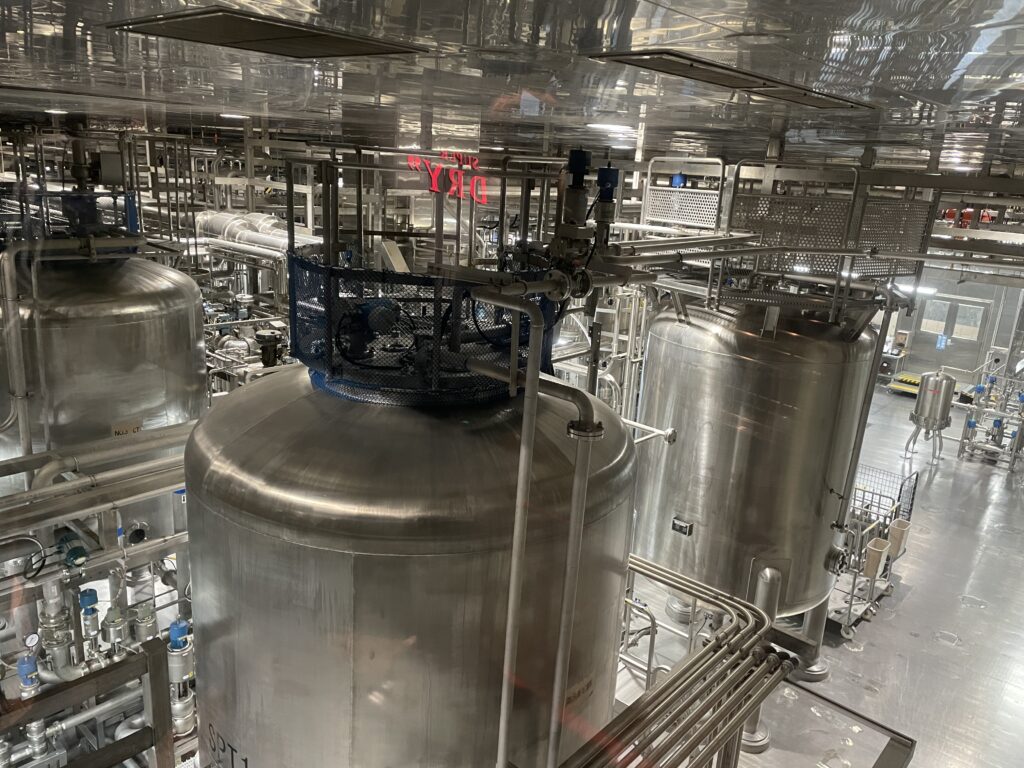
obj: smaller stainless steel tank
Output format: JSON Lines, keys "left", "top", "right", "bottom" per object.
{"left": 911, "top": 371, "right": 957, "bottom": 431}
{"left": 633, "top": 304, "right": 876, "bottom": 617}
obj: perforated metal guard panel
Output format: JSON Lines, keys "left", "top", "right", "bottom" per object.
{"left": 859, "top": 199, "right": 933, "bottom": 253}
{"left": 643, "top": 187, "right": 721, "bottom": 230}
{"left": 731, "top": 194, "right": 851, "bottom": 249}
{"left": 729, "top": 194, "right": 922, "bottom": 278}
{"left": 289, "top": 256, "right": 533, "bottom": 406}
{"left": 745, "top": 250, "right": 920, "bottom": 279}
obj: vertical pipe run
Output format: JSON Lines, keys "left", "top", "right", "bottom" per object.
{"left": 545, "top": 436, "right": 595, "bottom": 768}
{"left": 355, "top": 148, "right": 365, "bottom": 268}
{"left": 545, "top": 414, "right": 603, "bottom": 768}
{"left": 519, "top": 177, "right": 531, "bottom": 243}
{"left": 587, "top": 321, "right": 602, "bottom": 396}
{"left": 1, "top": 246, "right": 33, "bottom": 486}
{"left": 742, "top": 567, "right": 781, "bottom": 754}
{"left": 285, "top": 161, "right": 296, "bottom": 256}
{"left": 470, "top": 290, "right": 544, "bottom": 768}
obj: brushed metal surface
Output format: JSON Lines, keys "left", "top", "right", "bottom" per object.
{"left": 633, "top": 304, "right": 875, "bottom": 616}
{"left": 187, "top": 365, "right": 636, "bottom": 767}
{"left": 0, "top": 256, "right": 207, "bottom": 505}
{"left": 911, "top": 371, "right": 957, "bottom": 431}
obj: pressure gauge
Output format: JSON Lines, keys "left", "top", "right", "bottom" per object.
{"left": 23, "top": 633, "right": 40, "bottom": 653}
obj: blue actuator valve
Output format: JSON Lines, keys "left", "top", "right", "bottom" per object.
{"left": 994, "top": 419, "right": 1004, "bottom": 429}
{"left": 968, "top": 419, "right": 978, "bottom": 429}
{"left": 79, "top": 588, "right": 98, "bottom": 616}
{"left": 17, "top": 655, "right": 37, "bottom": 688}
{"left": 975, "top": 385, "right": 987, "bottom": 394}
{"left": 168, "top": 619, "right": 190, "bottom": 651}
{"left": 1018, "top": 393, "right": 1024, "bottom": 404}
{"left": 989, "top": 375, "right": 998, "bottom": 385}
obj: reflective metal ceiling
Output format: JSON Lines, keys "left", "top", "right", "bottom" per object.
{"left": 2, "top": 1, "right": 1024, "bottom": 166}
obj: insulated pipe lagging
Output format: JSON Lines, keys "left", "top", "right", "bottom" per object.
{"left": 194, "top": 210, "right": 318, "bottom": 250}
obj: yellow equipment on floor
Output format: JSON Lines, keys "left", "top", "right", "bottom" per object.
{"left": 888, "top": 372, "right": 921, "bottom": 396}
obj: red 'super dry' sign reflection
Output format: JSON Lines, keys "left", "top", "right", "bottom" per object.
{"left": 406, "top": 153, "right": 489, "bottom": 204}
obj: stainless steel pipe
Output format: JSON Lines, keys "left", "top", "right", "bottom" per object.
{"left": 30, "top": 422, "right": 193, "bottom": 488}
{"left": 468, "top": 289, "right": 544, "bottom": 768}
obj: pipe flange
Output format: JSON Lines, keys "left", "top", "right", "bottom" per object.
{"left": 570, "top": 270, "right": 594, "bottom": 300}
{"left": 567, "top": 420, "right": 605, "bottom": 441}
{"left": 825, "top": 546, "right": 849, "bottom": 576}
{"left": 543, "top": 270, "right": 572, "bottom": 302}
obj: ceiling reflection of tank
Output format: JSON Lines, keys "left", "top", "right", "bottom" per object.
{"left": 0, "top": 1, "right": 1023, "bottom": 166}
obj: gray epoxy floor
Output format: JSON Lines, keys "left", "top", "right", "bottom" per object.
{"left": 759, "top": 388, "right": 1024, "bottom": 768}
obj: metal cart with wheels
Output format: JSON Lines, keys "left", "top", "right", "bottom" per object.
{"left": 829, "top": 464, "right": 919, "bottom": 639}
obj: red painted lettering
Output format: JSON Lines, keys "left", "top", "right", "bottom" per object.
{"left": 424, "top": 160, "right": 445, "bottom": 193}
{"left": 407, "top": 154, "right": 422, "bottom": 171}
{"left": 470, "top": 157, "right": 480, "bottom": 171}
{"left": 471, "top": 175, "right": 489, "bottom": 205}
{"left": 448, "top": 168, "right": 466, "bottom": 198}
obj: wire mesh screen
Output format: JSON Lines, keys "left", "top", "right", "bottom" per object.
{"left": 289, "top": 256, "right": 531, "bottom": 406}
{"left": 852, "top": 464, "right": 919, "bottom": 522}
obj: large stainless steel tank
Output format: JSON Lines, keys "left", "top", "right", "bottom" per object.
{"left": 187, "top": 365, "right": 635, "bottom": 768}
{"left": 633, "top": 304, "right": 875, "bottom": 617}
{"left": 0, "top": 255, "right": 206, "bottom": 508}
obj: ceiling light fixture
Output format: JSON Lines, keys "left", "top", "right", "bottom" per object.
{"left": 219, "top": 113, "right": 249, "bottom": 120}
{"left": 588, "top": 123, "right": 636, "bottom": 133}
{"left": 895, "top": 283, "right": 938, "bottom": 296}
{"left": 44, "top": 108, "right": 68, "bottom": 115}
{"left": 591, "top": 49, "right": 874, "bottom": 111}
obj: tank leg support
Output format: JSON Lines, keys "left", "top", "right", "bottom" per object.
{"left": 789, "top": 596, "right": 831, "bottom": 683}
{"left": 742, "top": 707, "right": 771, "bottom": 754}
{"left": 903, "top": 426, "right": 921, "bottom": 458}
{"left": 741, "top": 567, "right": 780, "bottom": 754}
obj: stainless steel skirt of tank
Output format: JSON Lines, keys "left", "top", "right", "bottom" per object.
{"left": 633, "top": 304, "right": 876, "bottom": 617}
{"left": 911, "top": 371, "right": 957, "bottom": 431}
{"left": 187, "top": 366, "right": 636, "bottom": 768}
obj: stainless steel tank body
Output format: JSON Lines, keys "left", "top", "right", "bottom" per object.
{"left": 911, "top": 371, "right": 957, "bottom": 431}
{"left": 1, "top": 254, "right": 205, "bottom": 474}
{"left": 187, "top": 365, "right": 636, "bottom": 768}
{"left": 904, "top": 370, "right": 957, "bottom": 464}
{"left": 633, "top": 304, "right": 875, "bottom": 617}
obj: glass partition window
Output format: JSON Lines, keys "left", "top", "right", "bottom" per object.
{"left": 920, "top": 300, "right": 950, "bottom": 335}
{"left": 952, "top": 304, "right": 985, "bottom": 341}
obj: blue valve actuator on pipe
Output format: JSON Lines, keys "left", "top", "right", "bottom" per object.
{"left": 975, "top": 385, "right": 987, "bottom": 394}
{"left": 17, "top": 655, "right": 37, "bottom": 686}
{"left": 994, "top": 419, "right": 1004, "bottom": 429}
{"left": 989, "top": 375, "right": 998, "bottom": 384}
{"left": 79, "top": 588, "right": 98, "bottom": 616}
{"left": 968, "top": 419, "right": 978, "bottom": 429}
{"left": 169, "top": 619, "right": 190, "bottom": 651}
